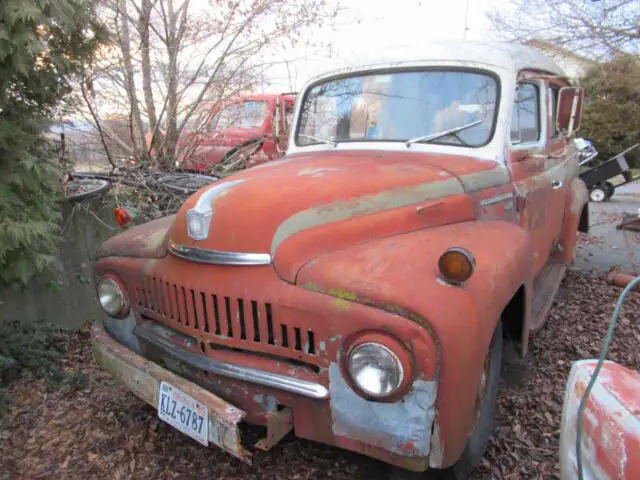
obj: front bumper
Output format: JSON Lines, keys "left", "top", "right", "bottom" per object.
{"left": 91, "top": 321, "right": 252, "bottom": 463}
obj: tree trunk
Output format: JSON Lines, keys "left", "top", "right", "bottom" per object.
{"left": 118, "top": 0, "right": 148, "bottom": 161}
{"left": 139, "top": 0, "right": 158, "bottom": 155}
{"left": 163, "top": 0, "right": 179, "bottom": 168}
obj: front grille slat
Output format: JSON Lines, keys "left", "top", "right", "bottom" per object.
{"left": 173, "top": 285, "right": 182, "bottom": 323}
{"left": 294, "top": 327, "right": 302, "bottom": 352}
{"left": 190, "top": 289, "right": 201, "bottom": 330}
{"left": 237, "top": 299, "right": 247, "bottom": 340}
{"left": 250, "top": 301, "right": 260, "bottom": 342}
{"left": 266, "top": 303, "right": 275, "bottom": 346}
{"left": 179, "top": 287, "right": 189, "bottom": 326}
{"left": 280, "top": 324, "right": 289, "bottom": 348}
{"left": 212, "top": 294, "right": 221, "bottom": 334}
{"left": 137, "top": 277, "right": 317, "bottom": 358}
{"left": 223, "top": 296, "right": 233, "bottom": 338}
{"left": 200, "top": 292, "right": 210, "bottom": 333}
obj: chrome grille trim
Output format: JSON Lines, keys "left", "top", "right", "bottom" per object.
{"left": 134, "top": 322, "right": 328, "bottom": 399}
{"left": 169, "top": 241, "right": 271, "bottom": 265}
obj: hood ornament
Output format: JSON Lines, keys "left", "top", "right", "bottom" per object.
{"left": 187, "top": 179, "right": 245, "bottom": 240}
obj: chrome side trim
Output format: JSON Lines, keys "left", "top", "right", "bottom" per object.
{"left": 169, "top": 241, "right": 271, "bottom": 266}
{"left": 134, "top": 323, "right": 329, "bottom": 400}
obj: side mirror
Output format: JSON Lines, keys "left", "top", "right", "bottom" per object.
{"left": 557, "top": 87, "right": 584, "bottom": 136}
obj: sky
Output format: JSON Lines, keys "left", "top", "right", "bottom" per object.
{"left": 263, "top": 0, "right": 510, "bottom": 92}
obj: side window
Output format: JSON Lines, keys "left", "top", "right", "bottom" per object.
{"left": 510, "top": 83, "right": 540, "bottom": 144}
{"left": 549, "top": 86, "right": 560, "bottom": 138}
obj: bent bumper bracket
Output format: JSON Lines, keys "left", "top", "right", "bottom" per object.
{"left": 91, "top": 321, "right": 252, "bottom": 464}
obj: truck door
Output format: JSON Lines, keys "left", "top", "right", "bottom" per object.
{"left": 545, "top": 82, "right": 572, "bottom": 248}
{"left": 508, "top": 81, "right": 556, "bottom": 278}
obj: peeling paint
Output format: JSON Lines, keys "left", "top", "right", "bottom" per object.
{"left": 271, "top": 178, "right": 464, "bottom": 254}
{"left": 297, "top": 167, "right": 340, "bottom": 177}
{"left": 329, "top": 363, "right": 436, "bottom": 456}
{"left": 560, "top": 360, "right": 640, "bottom": 480}
{"left": 429, "top": 416, "right": 444, "bottom": 468}
{"left": 253, "top": 394, "right": 278, "bottom": 412}
{"left": 334, "top": 299, "right": 352, "bottom": 311}
{"left": 319, "top": 341, "right": 327, "bottom": 352}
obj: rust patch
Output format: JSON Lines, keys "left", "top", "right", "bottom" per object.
{"left": 90, "top": 321, "right": 252, "bottom": 463}
{"left": 255, "top": 408, "right": 293, "bottom": 451}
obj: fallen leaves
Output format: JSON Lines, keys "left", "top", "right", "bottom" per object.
{"left": 0, "top": 270, "right": 638, "bottom": 479}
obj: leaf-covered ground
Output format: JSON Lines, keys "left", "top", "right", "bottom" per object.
{"left": 0, "top": 270, "right": 638, "bottom": 480}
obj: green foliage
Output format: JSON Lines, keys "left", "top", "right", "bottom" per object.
{"left": 0, "top": 0, "right": 106, "bottom": 288}
{"left": 580, "top": 55, "right": 640, "bottom": 168}
{"left": 0, "top": 319, "right": 63, "bottom": 380}
{"left": 0, "top": 318, "right": 86, "bottom": 404}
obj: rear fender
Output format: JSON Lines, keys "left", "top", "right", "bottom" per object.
{"left": 297, "top": 220, "right": 534, "bottom": 466}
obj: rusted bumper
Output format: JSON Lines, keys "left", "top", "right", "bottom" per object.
{"left": 90, "top": 321, "right": 252, "bottom": 463}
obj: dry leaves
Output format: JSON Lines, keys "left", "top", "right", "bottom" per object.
{"left": 0, "top": 270, "right": 638, "bottom": 480}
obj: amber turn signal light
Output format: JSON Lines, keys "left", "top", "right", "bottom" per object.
{"left": 438, "top": 247, "right": 475, "bottom": 285}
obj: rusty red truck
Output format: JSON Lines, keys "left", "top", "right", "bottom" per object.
{"left": 176, "top": 93, "right": 296, "bottom": 173}
{"left": 91, "top": 41, "right": 588, "bottom": 479}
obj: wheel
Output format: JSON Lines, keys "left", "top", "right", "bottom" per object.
{"left": 589, "top": 186, "right": 607, "bottom": 203}
{"left": 604, "top": 181, "right": 615, "bottom": 200}
{"left": 390, "top": 323, "right": 503, "bottom": 480}
{"left": 64, "top": 177, "right": 112, "bottom": 202}
{"left": 154, "top": 172, "right": 218, "bottom": 194}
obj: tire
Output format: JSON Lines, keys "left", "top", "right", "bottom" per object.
{"left": 390, "top": 323, "right": 503, "bottom": 480}
{"left": 153, "top": 172, "right": 218, "bottom": 194}
{"left": 589, "top": 186, "right": 607, "bottom": 203}
{"left": 604, "top": 181, "right": 615, "bottom": 200}
{"left": 64, "top": 177, "right": 112, "bottom": 202}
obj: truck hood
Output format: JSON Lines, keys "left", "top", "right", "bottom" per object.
{"left": 169, "top": 150, "right": 509, "bottom": 282}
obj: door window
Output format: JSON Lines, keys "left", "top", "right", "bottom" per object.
{"left": 510, "top": 83, "right": 540, "bottom": 144}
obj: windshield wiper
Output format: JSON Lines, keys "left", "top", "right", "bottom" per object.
{"left": 405, "top": 119, "right": 483, "bottom": 147}
{"left": 298, "top": 134, "right": 337, "bottom": 147}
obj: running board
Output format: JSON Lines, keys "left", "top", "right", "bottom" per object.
{"left": 530, "top": 263, "right": 566, "bottom": 331}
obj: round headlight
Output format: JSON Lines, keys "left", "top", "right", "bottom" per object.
{"left": 348, "top": 343, "right": 404, "bottom": 398}
{"left": 97, "top": 277, "right": 127, "bottom": 317}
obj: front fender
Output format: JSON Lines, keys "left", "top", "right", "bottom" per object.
{"left": 559, "top": 177, "right": 588, "bottom": 264}
{"left": 98, "top": 215, "right": 174, "bottom": 259}
{"left": 296, "top": 220, "right": 534, "bottom": 466}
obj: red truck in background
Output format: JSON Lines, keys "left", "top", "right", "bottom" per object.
{"left": 176, "top": 93, "right": 296, "bottom": 173}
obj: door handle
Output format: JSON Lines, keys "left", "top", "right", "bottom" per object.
{"left": 552, "top": 180, "right": 563, "bottom": 190}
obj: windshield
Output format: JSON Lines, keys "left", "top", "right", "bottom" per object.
{"left": 296, "top": 70, "right": 498, "bottom": 147}
{"left": 210, "top": 101, "right": 269, "bottom": 129}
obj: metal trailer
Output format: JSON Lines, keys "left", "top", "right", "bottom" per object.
{"left": 580, "top": 143, "right": 640, "bottom": 202}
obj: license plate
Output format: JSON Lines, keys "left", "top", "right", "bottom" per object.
{"left": 158, "top": 382, "right": 208, "bottom": 446}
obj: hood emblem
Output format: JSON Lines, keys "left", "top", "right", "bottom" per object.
{"left": 187, "top": 179, "right": 245, "bottom": 240}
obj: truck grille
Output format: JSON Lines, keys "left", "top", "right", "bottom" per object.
{"left": 134, "top": 276, "right": 316, "bottom": 356}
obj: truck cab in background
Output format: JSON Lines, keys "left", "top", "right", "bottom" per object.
{"left": 176, "top": 93, "right": 296, "bottom": 173}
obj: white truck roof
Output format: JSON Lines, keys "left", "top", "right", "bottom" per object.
{"left": 305, "top": 41, "right": 567, "bottom": 84}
